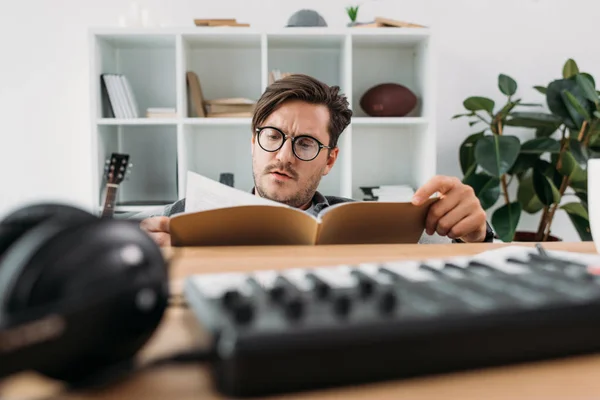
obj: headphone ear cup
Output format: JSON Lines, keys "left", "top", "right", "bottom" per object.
{"left": 2, "top": 216, "right": 168, "bottom": 382}
{"left": 0, "top": 203, "right": 97, "bottom": 258}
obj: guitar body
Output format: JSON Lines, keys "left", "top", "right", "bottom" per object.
{"left": 100, "top": 153, "right": 131, "bottom": 218}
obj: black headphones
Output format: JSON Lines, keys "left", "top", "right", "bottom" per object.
{"left": 0, "top": 202, "right": 169, "bottom": 385}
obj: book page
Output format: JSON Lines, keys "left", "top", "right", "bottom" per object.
{"left": 184, "top": 171, "right": 286, "bottom": 213}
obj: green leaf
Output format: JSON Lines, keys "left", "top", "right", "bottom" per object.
{"left": 575, "top": 73, "right": 599, "bottom": 105}
{"left": 563, "top": 59, "right": 579, "bottom": 78}
{"left": 535, "top": 126, "right": 559, "bottom": 138}
{"left": 546, "top": 78, "right": 593, "bottom": 129}
{"left": 569, "top": 139, "right": 590, "bottom": 166}
{"left": 463, "top": 96, "right": 495, "bottom": 115}
{"left": 474, "top": 135, "right": 521, "bottom": 178}
{"left": 581, "top": 73, "right": 596, "bottom": 88}
{"left": 560, "top": 202, "right": 589, "bottom": 219}
{"left": 554, "top": 151, "right": 587, "bottom": 183}
{"left": 509, "top": 154, "right": 539, "bottom": 176}
{"left": 575, "top": 191, "right": 588, "bottom": 208}
{"left": 498, "top": 74, "right": 517, "bottom": 96}
{"left": 534, "top": 86, "right": 547, "bottom": 95}
{"left": 520, "top": 138, "right": 561, "bottom": 154}
{"left": 463, "top": 173, "right": 501, "bottom": 210}
{"left": 532, "top": 168, "right": 560, "bottom": 206}
{"left": 562, "top": 90, "right": 592, "bottom": 122}
{"left": 517, "top": 170, "right": 544, "bottom": 214}
{"left": 468, "top": 120, "right": 480, "bottom": 127}
{"left": 536, "top": 158, "right": 563, "bottom": 189}
{"left": 594, "top": 111, "right": 600, "bottom": 119}
{"left": 561, "top": 203, "right": 592, "bottom": 241}
{"left": 492, "top": 202, "right": 522, "bottom": 242}
{"left": 452, "top": 113, "right": 472, "bottom": 119}
{"left": 504, "top": 111, "right": 562, "bottom": 129}
{"left": 459, "top": 131, "right": 485, "bottom": 177}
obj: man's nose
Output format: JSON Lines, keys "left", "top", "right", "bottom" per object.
{"left": 275, "top": 137, "right": 295, "bottom": 163}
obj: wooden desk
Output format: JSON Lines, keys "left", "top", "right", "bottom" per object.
{"left": 2, "top": 241, "right": 599, "bottom": 400}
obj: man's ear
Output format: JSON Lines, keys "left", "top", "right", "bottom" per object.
{"left": 323, "top": 147, "right": 339, "bottom": 176}
{"left": 250, "top": 132, "right": 255, "bottom": 155}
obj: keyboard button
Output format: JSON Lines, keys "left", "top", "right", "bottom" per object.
{"left": 283, "top": 297, "right": 304, "bottom": 320}
{"left": 333, "top": 294, "right": 352, "bottom": 317}
{"left": 231, "top": 300, "right": 254, "bottom": 325}
{"left": 378, "top": 291, "right": 397, "bottom": 314}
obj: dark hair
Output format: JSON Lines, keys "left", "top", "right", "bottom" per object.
{"left": 251, "top": 74, "right": 352, "bottom": 148}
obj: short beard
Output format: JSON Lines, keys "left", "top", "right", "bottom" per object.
{"left": 253, "top": 162, "right": 323, "bottom": 209}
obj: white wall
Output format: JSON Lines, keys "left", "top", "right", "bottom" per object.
{"left": 1, "top": 0, "right": 598, "bottom": 241}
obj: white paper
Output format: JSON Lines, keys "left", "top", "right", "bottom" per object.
{"left": 183, "top": 171, "right": 287, "bottom": 213}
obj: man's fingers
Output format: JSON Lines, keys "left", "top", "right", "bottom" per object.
{"left": 424, "top": 190, "right": 462, "bottom": 235}
{"left": 434, "top": 201, "right": 472, "bottom": 237}
{"left": 148, "top": 232, "right": 171, "bottom": 247}
{"left": 412, "top": 175, "right": 461, "bottom": 205}
{"left": 448, "top": 212, "right": 487, "bottom": 241}
{"left": 140, "top": 216, "right": 170, "bottom": 233}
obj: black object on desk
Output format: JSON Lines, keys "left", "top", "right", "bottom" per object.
{"left": 184, "top": 246, "right": 600, "bottom": 397}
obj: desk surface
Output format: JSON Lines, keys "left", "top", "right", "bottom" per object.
{"left": 2, "top": 241, "right": 600, "bottom": 400}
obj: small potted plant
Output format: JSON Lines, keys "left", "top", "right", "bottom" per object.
{"left": 453, "top": 59, "right": 600, "bottom": 242}
{"left": 346, "top": 5, "right": 360, "bottom": 26}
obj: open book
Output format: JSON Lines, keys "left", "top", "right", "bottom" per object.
{"left": 169, "top": 172, "right": 438, "bottom": 247}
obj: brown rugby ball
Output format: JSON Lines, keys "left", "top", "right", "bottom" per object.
{"left": 359, "top": 83, "right": 417, "bottom": 117}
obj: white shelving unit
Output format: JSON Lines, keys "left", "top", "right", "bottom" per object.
{"left": 89, "top": 27, "right": 436, "bottom": 213}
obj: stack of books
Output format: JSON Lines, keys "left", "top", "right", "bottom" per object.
{"left": 205, "top": 98, "right": 255, "bottom": 118}
{"left": 193, "top": 18, "right": 250, "bottom": 27}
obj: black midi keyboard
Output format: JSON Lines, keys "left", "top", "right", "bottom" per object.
{"left": 183, "top": 245, "right": 600, "bottom": 397}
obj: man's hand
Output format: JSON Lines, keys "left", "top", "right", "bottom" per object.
{"left": 411, "top": 175, "right": 488, "bottom": 243}
{"left": 140, "top": 216, "right": 171, "bottom": 247}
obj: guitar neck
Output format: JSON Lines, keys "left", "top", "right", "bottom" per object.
{"left": 101, "top": 184, "right": 119, "bottom": 218}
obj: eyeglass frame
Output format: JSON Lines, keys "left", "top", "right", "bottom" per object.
{"left": 254, "top": 126, "right": 333, "bottom": 161}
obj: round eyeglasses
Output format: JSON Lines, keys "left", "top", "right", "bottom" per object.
{"left": 255, "top": 126, "right": 332, "bottom": 161}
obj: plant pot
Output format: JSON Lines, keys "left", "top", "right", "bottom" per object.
{"left": 512, "top": 231, "right": 562, "bottom": 242}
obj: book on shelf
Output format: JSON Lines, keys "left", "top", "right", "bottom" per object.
{"left": 193, "top": 18, "right": 250, "bottom": 27}
{"left": 146, "top": 107, "right": 177, "bottom": 118}
{"left": 101, "top": 73, "right": 140, "bottom": 119}
{"left": 169, "top": 171, "right": 438, "bottom": 247}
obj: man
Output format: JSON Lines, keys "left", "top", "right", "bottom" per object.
{"left": 135, "top": 74, "right": 493, "bottom": 246}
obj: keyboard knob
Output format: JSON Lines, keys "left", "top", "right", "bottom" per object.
{"left": 232, "top": 301, "right": 254, "bottom": 324}
{"left": 269, "top": 284, "right": 286, "bottom": 301}
{"left": 378, "top": 291, "right": 397, "bottom": 314}
{"left": 351, "top": 270, "right": 376, "bottom": 298}
{"left": 284, "top": 297, "right": 304, "bottom": 320}
{"left": 221, "top": 289, "right": 241, "bottom": 308}
{"left": 333, "top": 294, "right": 352, "bottom": 317}
{"left": 306, "top": 273, "right": 330, "bottom": 299}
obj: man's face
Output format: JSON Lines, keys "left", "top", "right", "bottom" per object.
{"left": 251, "top": 99, "right": 339, "bottom": 209}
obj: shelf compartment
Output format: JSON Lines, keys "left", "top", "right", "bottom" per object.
{"left": 351, "top": 32, "right": 431, "bottom": 119}
{"left": 96, "top": 125, "right": 179, "bottom": 208}
{"left": 266, "top": 32, "right": 349, "bottom": 96}
{"left": 350, "top": 123, "right": 430, "bottom": 200}
{"left": 182, "top": 124, "right": 256, "bottom": 193}
{"left": 94, "top": 33, "right": 177, "bottom": 119}
{"left": 181, "top": 32, "right": 262, "bottom": 118}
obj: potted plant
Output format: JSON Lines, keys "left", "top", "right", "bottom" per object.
{"left": 453, "top": 59, "right": 600, "bottom": 242}
{"left": 346, "top": 5, "right": 360, "bottom": 26}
